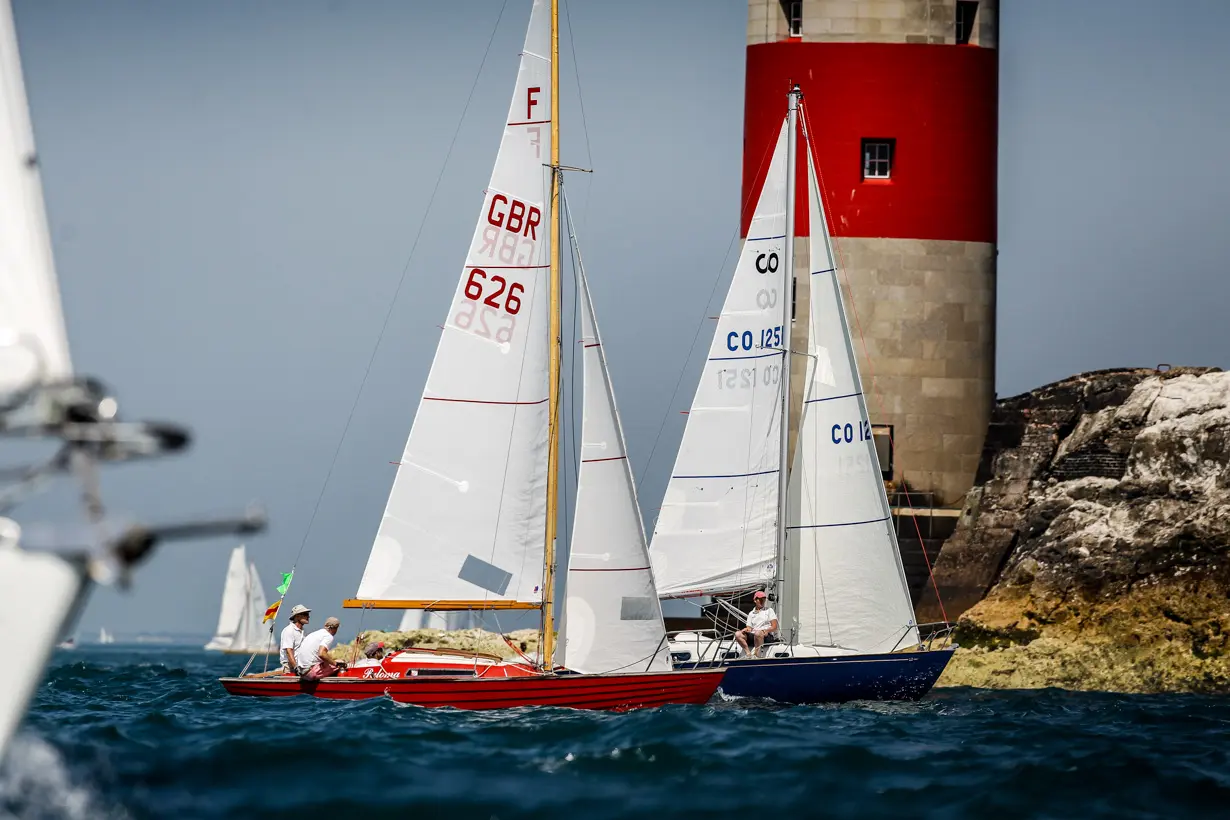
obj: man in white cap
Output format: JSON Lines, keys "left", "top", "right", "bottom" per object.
{"left": 298, "top": 616, "right": 343, "bottom": 678}
{"left": 734, "top": 591, "right": 778, "bottom": 658}
{"left": 279, "top": 604, "right": 311, "bottom": 674}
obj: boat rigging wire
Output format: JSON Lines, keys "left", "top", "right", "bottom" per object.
{"left": 242, "top": 0, "right": 513, "bottom": 646}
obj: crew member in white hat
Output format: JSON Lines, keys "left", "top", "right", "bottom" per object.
{"left": 279, "top": 604, "right": 311, "bottom": 673}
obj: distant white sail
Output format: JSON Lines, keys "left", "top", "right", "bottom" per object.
{"left": 650, "top": 119, "right": 791, "bottom": 597}
{"left": 783, "top": 128, "right": 919, "bottom": 654}
{"left": 399, "top": 610, "right": 481, "bottom": 632}
{"left": 98, "top": 628, "right": 114, "bottom": 644}
{"left": 0, "top": 0, "right": 88, "bottom": 763}
{"left": 355, "top": 0, "right": 553, "bottom": 607}
{"left": 239, "top": 562, "right": 270, "bottom": 653}
{"left": 205, "top": 545, "right": 249, "bottom": 651}
{"left": 561, "top": 248, "right": 670, "bottom": 674}
{"left": 205, "top": 547, "right": 272, "bottom": 653}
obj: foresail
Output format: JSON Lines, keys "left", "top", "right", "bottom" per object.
{"left": 0, "top": 0, "right": 71, "bottom": 395}
{"left": 562, "top": 252, "right": 670, "bottom": 674}
{"left": 242, "top": 563, "right": 269, "bottom": 652}
{"left": 355, "top": 0, "right": 552, "bottom": 606}
{"left": 785, "top": 129, "right": 919, "bottom": 654}
{"left": 649, "top": 119, "right": 791, "bottom": 598}
{"left": 205, "top": 545, "right": 248, "bottom": 651}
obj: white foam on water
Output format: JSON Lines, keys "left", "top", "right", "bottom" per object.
{"left": 0, "top": 733, "right": 129, "bottom": 820}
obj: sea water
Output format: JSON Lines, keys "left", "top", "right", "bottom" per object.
{"left": 2, "top": 646, "right": 1227, "bottom": 819}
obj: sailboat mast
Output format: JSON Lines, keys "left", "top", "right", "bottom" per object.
{"left": 541, "top": 0, "right": 561, "bottom": 671}
{"left": 774, "top": 85, "right": 800, "bottom": 623}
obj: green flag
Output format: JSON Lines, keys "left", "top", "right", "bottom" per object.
{"left": 276, "top": 570, "right": 294, "bottom": 596}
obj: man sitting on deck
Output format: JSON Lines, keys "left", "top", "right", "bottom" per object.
{"left": 298, "top": 616, "right": 345, "bottom": 679}
{"left": 734, "top": 591, "right": 778, "bottom": 658}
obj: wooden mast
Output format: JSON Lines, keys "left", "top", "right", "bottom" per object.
{"left": 541, "top": 0, "right": 561, "bottom": 671}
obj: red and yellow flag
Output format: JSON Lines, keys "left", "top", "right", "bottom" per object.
{"left": 262, "top": 600, "right": 282, "bottom": 623}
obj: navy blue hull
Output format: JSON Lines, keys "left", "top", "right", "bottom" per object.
{"left": 676, "top": 648, "right": 954, "bottom": 704}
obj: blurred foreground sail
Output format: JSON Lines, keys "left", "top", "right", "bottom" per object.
{"left": 0, "top": 0, "right": 265, "bottom": 762}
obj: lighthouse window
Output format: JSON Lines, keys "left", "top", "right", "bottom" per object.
{"left": 955, "top": 1, "right": 979, "bottom": 45}
{"left": 780, "top": 0, "right": 803, "bottom": 37}
{"left": 862, "top": 139, "right": 895, "bottom": 180}
{"left": 872, "top": 424, "right": 894, "bottom": 480}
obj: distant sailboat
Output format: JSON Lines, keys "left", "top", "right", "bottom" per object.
{"left": 205, "top": 545, "right": 274, "bottom": 654}
{"left": 98, "top": 628, "right": 114, "bottom": 645}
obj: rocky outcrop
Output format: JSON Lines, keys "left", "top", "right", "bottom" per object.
{"left": 927, "top": 367, "right": 1230, "bottom": 692}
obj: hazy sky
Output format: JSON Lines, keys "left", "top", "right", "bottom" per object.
{"left": 9, "top": 0, "right": 1228, "bottom": 637}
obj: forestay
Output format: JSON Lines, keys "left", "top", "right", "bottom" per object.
{"left": 0, "top": 0, "right": 71, "bottom": 395}
{"left": 784, "top": 125, "right": 919, "bottom": 654}
{"left": 650, "top": 120, "right": 790, "bottom": 598}
{"left": 356, "top": 0, "right": 552, "bottom": 606}
{"left": 562, "top": 252, "right": 670, "bottom": 674}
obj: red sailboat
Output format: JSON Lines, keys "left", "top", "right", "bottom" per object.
{"left": 221, "top": 0, "right": 724, "bottom": 711}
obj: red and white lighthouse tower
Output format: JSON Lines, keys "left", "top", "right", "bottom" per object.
{"left": 746, "top": 0, "right": 998, "bottom": 505}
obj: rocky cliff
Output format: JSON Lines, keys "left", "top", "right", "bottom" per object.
{"left": 926, "top": 367, "right": 1230, "bottom": 692}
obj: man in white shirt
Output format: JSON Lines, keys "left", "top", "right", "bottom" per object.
{"left": 279, "top": 604, "right": 311, "bottom": 673}
{"left": 297, "top": 616, "right": 341, "bottom": 676}
{"left": 734, "top": 591, "right": 778, "bottom": 658}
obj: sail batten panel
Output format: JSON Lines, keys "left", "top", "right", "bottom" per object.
{"left": 355, "top": 0, "right": 553, "bottom": 607}
{"left": 649, "top": 120, "right": 791, "bottom": 599}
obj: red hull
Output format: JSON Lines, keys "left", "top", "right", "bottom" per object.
{"left": 219, "top": 669, "right": 724, "bottom": 711}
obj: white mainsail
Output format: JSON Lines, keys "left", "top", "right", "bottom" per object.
{"left": 205, "top": 545, "right": 249, "bottom": 651}
{"left": 783, "top": 121, "right": 919, "bottom": 654}
{"left": 355, "top": 0, "right": 553, "bottom": 606}
{"left": 561, "top": 247, "right": 670, "bottom": 674}
{"left": 0, "top": 0, "right": 89, "bottom": 762}
{"left": 649, "top": 119, "right": 791, "bottom": 598}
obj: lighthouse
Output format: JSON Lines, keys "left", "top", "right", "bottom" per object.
{"left": 746, "top": 0, "right": 998, "bottom": 506}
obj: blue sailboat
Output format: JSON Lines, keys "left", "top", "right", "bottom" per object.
{"left": 650, "top": 85, "right": 953, "bottom": 704}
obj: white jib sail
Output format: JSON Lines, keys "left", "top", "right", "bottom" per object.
{"left": 0, "top": 0, "right": 88, "bottom": 764}
{"left": 0, "top": 0, "right": 70, "bottom": 395}
{"left": 204, "top": 545, "right": 248, "bottom": 651}
{"left": 785, "top": 125, "right": 919, "bottom": 654}
{"left": 356, "top": 0, "right": 552, "bottom": 605}
{"left": 562, "top": 247, "right": 670, "bottom": 674}
{"left": 649, "top": 119, "right": 791, "bottom": 598}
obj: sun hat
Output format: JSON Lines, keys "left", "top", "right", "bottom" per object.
{"left": 288, "top": 604, "right": 311, "bottom": 619}
{"left": 324, "top": 616, "right": 340, "bottom": 628}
